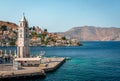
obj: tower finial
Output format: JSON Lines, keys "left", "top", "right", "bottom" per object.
{"left": 23, "top": 12, "right": 25, "bottom": 16}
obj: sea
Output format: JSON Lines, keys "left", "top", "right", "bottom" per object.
{"left": 0, "top": 41, "right": 120, "bottom": 81}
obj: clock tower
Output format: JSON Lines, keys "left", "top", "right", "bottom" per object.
{"left": 17, "top": 15, "right": 30, "bottom": 58}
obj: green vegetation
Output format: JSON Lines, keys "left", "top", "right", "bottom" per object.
{"left": 10, "top": 41, "right": 15, "bottom": 45}
{"left": 62, "top": 36, "right": 66, "bottom": 40}
{"left": 1, "top": 25, "right": 7, "bottom": 31}
{"left": 0, "top": 22, "right": 81, "bottom": 46}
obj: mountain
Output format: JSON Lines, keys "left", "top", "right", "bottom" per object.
{"left": 1, "top": 20, "right": 120, "bottom": 41}
{"left": 57, "top": 26, "right": 120, "bottom": 41}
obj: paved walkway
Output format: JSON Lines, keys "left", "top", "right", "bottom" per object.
{"left": 0, "top": 64, "right": 14, "bottom": 71}
{"left": 0, "top": 57, "right": 65, "bottom": 79}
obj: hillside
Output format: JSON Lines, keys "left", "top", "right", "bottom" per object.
{"left": 1, "top": 20, "right": 119, "bottom": 43}
{"left": 0, "top": 21, "right": 80, "bottom": 46}
{"left": 0, "top": 21, "right": 18, "bottom": 45}
{"left": 57, "top": 26, "right": 120, "bottom": 41}
{"left": 0, "top": 21, "right": 18, "bottom": 28}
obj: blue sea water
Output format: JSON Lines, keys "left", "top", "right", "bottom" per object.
{"left": 0, "top": 41, "right": 120, "bottom": 81}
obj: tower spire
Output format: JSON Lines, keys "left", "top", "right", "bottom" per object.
{"left": 20, "top": 13, "right": 26, "bottom": 22}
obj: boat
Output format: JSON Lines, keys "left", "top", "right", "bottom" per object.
{"left": 65, "top": 57, "right": 71, "bottom": 60}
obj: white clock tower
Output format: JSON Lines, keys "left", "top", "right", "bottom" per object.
{"left": 17, "top": 15, "right": 30, "bottom": 58}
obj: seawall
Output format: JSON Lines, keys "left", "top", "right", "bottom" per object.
{"left": 0, "top": 67, "right": 46, "bottom": 80}
{"left": 0, "top": 57, "right": 65, "bottom": 80}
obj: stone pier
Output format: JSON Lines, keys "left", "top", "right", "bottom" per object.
{"left": 0, "top": 57, "right": 65, "bottom": 80}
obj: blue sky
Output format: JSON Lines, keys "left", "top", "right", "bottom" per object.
{"left": 0, "top": 0, "right": 120, "bottom": 32}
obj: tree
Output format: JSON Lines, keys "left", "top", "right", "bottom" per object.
{"left": 29, "top": 27, "right": 32, "bottom": 30}
{"left": 62, "top": 36, "right": 66, "bottom": 40}
{"left": 33, "top": 26, "right": 35, "bottom": 30}
{"left": 44, "top": 29, "right": 47, "bottom": 32}
{"left": 1, "top": 25, "right": 7, "bottom": 31}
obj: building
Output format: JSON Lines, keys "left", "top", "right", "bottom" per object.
{"left": 17, "top": 15, "right": 30, "bottom": 58}
{"left": 14, "top": 57, "right": 41, "bottom": 66}
{"left": 14, "top": 15, "right": 42, "bottom": 69}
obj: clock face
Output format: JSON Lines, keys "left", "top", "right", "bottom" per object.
{"left": 20, "top": 41, "right": 23, "bottom": 44}
{"left": 19, "top": 41, "right": 24, "bottom": 46}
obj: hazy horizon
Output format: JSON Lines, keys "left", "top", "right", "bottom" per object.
{"left": 0, "top": 0, "right": 120, "bottom": 32}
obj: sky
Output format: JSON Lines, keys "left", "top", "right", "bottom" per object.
{"left": 0, "top": 0, "right": 120, "bottom": 32}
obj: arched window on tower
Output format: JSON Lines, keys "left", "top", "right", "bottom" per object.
{"left": 20, "top": 22, "right": 22, "bottom": 27}
{"left": 20, "top": 34, "right": 22, "bottom": 38}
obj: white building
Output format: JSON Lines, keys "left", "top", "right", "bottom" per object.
{"left": 13, "top": 15, "right": 42, "bottom": 69}
{"left": 17, "top": 15, "right": 30, "bottom": 58}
